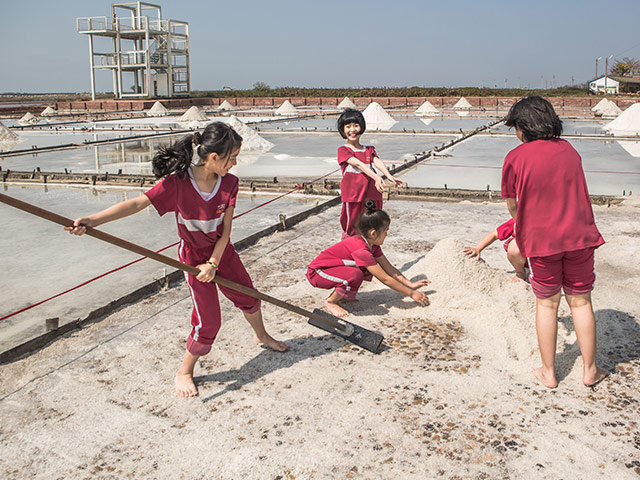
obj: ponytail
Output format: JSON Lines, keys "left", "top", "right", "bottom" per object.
{"left": 356, "top": 200, "right": 390, "bottom": 237}
{"left": 152, "top": 122, "right": 243, "bottom": 179}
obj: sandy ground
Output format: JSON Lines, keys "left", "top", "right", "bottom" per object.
{"left": 0, "top": 198, "right": 639, "bottom": 480}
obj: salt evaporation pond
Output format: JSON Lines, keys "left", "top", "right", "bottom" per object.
{"left": 491, "top": 119, "right": 608, "bottom": 136}
{"left": 0, "top": 184, "right": 329, "bottom": 353}
{"left": 407, "top": 135, "right": 640, "bottom": 195}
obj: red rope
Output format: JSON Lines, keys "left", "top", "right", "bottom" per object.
{"left": 0, "top": 167, "right": 341, "bottom": 322}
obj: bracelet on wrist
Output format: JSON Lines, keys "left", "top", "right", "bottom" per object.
{"left": 207, "top": 260, "right": 218, "bottom": 269}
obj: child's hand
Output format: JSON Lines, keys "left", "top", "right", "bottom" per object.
{"left": 410, "top": 290, "right": 430, "bottom": 306}
{"left": 65, "top": 217, "right": 93, "bottom": 236}
{"left": 390, "top": 176, "right": 405, "bottom": 187}
{"left": 463, "top": 246, "right": 481, "bottom": 260}
{"left": 408, "top": 279, "right": 431, "bottom": 289}
{"left": 374, "top": 176, "right": 386, "bottom": 193}
{"left": 196, "top": 262, "right": 217, "bottom": 283}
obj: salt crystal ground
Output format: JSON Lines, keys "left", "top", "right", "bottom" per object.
{"left": 0, "top": 198, "right": 638, "bottom": 479}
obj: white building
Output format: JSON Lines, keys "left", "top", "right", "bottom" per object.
{"left": 589, "top": 75, "right": 620, "bottom": 94}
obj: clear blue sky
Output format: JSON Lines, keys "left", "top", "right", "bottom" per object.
{"left": 2, "top": 0, "right": 640, "bottom": 93}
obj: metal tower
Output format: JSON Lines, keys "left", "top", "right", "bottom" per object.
{"left": 77, "top": 2, "right": 190, "bottom": 100}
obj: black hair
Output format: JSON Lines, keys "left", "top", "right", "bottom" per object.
{"left": 337, "top": 108, "right": 366, "bottom": 139}
{"left": 356, "top": 200, "right": 390, "bottom": 237}
{"left": 504, "top": 96, "right": 563, "bottom": 142}
{"left": 152, "top": 121, "right": 242, "bottom": 178}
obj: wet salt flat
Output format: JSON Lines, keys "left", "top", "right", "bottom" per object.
{"left": 0, "top": 184, "right": 328, "bottom": 353}
{"left": 409, "top": 135, "right": 640, "bottom": 195}
{"left": 490, "top": 119, "right": 609, "bottom": 136}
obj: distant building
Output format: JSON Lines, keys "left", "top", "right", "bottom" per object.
{"left": 77, "top": 2, "right": 190, "bottom": 100}
{"left": 612, "top": 75, "right": 640, "bottom": 94}
{"left": 588, "top": 76, "right": 620, "bottom": 94}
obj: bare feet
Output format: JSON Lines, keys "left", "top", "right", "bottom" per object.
{"left": 325, "top": 298, "right": 350, "bottom": 318}
{"left": 583, "top": 367, "right": 609, "bottom": 387}
{"left": 532, "top": 367, "right": 558, "bottom": 388}
{"left": 175, "top": 372, "right": 198, "bottom": 397}
{"left": 254, "top": 333, "right": 288, "bottom": 352}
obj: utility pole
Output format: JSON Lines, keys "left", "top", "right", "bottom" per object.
{"left": 605, "top": 55, "right": 613, "bottom": 95}
{"left": 595, "top": 56, "right": 602, "bottom": 78}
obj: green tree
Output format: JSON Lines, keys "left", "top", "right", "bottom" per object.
{"left": 610, "top": 57, "right": 640, "bottom": 76}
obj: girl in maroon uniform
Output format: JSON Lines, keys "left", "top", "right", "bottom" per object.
{"left": 336, "top": 108, "right": 404, "bottom": 238}
{"left": 67, "top": 122, "right": 287, "bottom": 398}
{"left": 307, "top": 200, "right": 430, "bottom": 318}
{"left": 501, "top": 96, "right": 607, "bottom": 388}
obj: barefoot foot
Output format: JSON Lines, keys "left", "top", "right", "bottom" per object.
{"left": 583, "top": 367, "right": 609, "bottom": 387}
{"left": 325, "top": 298, "right": 350, "bottom": 318}
{"left": 254, "top": 333, "right": 288, "bottom": 352}
{"left": 175, "top": 372, "right": 198, "bottom": 398}
{"left": 532, "top": 367, "right": 558, "bottom": 388}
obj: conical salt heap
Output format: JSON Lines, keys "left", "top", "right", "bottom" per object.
{"left": 362, "top": 102, "right": 397, "bottom": 130}
{"left": 146, "top": 101, "right": 169, "bottom": 117}
{"left": 591, "top": 98, "right": 610, "bottom": 115}
{"left": 600, "top": 100, "right": 622, "bottom": 118}
{"left": 415, "top": 100, "right": 440, "bottom": 116}
{"left": 226, "top": 116, "right": 274, "bottom": 151}
{"left": 405, "top": 238, "right": 538, "bottom": 365}
{"left": 453, "top": 97, "right": 472, "bottom": 110}
{"left": 0, "top": 121, "right": 20, "bottom": 152}
{"left": 41, "top": 106, "right": 57, "bottom": 117}
{"left": 337, "top": 97, "right": 356, "bottom": 110}
{"left": 275, "top": 100, "right": 298, "bottom": 116}
{"left": 604, "top": 103, "right": 640, "bottom": 136}
{"left": 180, "top": 106, "right": 208, "bottom": 122}
{"left": 617, "top": 140, "right": 640, "bottom": 157}
{"left": 18, "top": 112, "right": 39, "bottom": 125}
{"left": 218, "top": 100, "right": 234, "bottom": 111}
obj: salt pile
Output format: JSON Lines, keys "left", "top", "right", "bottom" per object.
{"left": 599, "top": 100, "right": 622, "bottom": 118}
{"left": 18, "top": 112, "right": 39, "bottom": 125}
{"left": 226, "top": 115, "right": 274, "bottom": 152}
{"left": 604, "top": 102, "right": 640, "bottom": 136}
{"left": 617, "top": 140, "right": 640, "bottom": 157}
{"left": 40, "top": 106, "right": 57, "bottom": 117}
{"left": 453, "top": 97, "right": 472, "bottom": 110}
{"left": 146, "top": 101, "right": 169, "bottom": 117}
{"left": 415, "top": 100, "right": 440, "bottom": 116}
{"left": 0, "top": 121, "right": 20, "bottom": 152}
{"left": 405, "top": 238, "right": 538, "bottom": 365}
{"left": 362, "top": 102, "right": 397, "bottom": 130}
{"left": 275, "top": 100, "right": 298, "bottom": 116}
{"left": 180, "top": 106, "right": 208, "bottom": 122}
{"left": 218, "top": 100, "right": 234, "bottom": 111}
{"left": 337, "top": 97, "right": 356, "bottom": 109}
{"left": 591, "top": 98, "right": 610, "bottom": 115}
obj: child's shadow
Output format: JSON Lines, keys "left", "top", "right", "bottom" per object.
{"left": 555, "top": 309, "right": 640, "bottom": 383}
{"left": 196, "top": 335, "right": 343, "bottom": 402}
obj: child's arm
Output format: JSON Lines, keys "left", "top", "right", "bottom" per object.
{"left": 345, "top": 157, "right": 385, "bottom": 193}
{"left": 366, "top": 261, "right": 430, "bottom": 306}
{"left": 463, "top": 230, "right": 499, "bottom": 260}
{"left": 65, "top": 195, "right": 151, "bottom": 235}
{"left": 195, "top": 206, "right": 234, "bottom": 283}
{"left": 506, "top": 198, "right": 517, "bottom": 220}
{"left": 375, "top": 254, "right": 430, "bottom": 290}
{"left": 372, "top": 156, "right": 404, "bottom": 187}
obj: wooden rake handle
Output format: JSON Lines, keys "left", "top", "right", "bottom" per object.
{"left": 0, "top": 192, "right": 343, "bottom": 331}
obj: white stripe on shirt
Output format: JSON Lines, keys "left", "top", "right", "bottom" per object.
{"left": 178, "top": 212, "right": 225, "bottom": 233}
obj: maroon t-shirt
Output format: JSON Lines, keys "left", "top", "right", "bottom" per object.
{"left": 308, "top": 235, "right": 383, "bottom": 271}
{"left": 337, "top": 145, "right": 383, "bottom": 203}
{"left": 496, "top": 218, "right": 515, "bottom": 241}
{"left": 501, "top": 138, "right": 604, "bottom": 258}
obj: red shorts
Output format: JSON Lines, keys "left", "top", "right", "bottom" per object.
{"left": 528, "top": 247, "right": 596, "bottom": 299}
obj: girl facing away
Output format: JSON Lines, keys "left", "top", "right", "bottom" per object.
{"left": 336, "top": 108, "right": 404, "bottom": 239}
{"left": 306, "top": 200, "right": 430, "bottom": 318}
{"left": 66, "top": 122, "right": 287, "bottom": 398}
{"left": 501, "top": 96, "right": 608, "bottom": 388}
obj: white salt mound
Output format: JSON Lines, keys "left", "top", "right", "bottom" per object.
{"left": 406, "top": 238, "right": 538, "bottom": 366}
{"left": 337, "top": 97, "right": 356, "bottom": 109}
{"left": 0, "top": 121, "right": 19, "bottom": 142}
{"left": 604, "top": 103, "right": 640, "bottom": 136}
{"left": 600, "top": 100, "right": 622, "bottom": 118}
{"left": 180, "top": 106, "right": 208, "bottom": 122}
{"left": 617, "top": 140, "right": 640, "bottom": 157}
{"left": 415, "top": 100, "right": 440, "bottom": 116}
{"left": 218, "top": 100, "right": 234, "bottom": 111}
{"left": 591, "top": 98, "right": 610, "bottom": 115}
{"left": 362, "top": 102, "right": 397, "bottom": 130}
{"left": 18, "top": 112, "right": 39, "bottom": 125}
{"left": 146, "top": 101, "right": 168, "bottom": 117}
{"left": 275, "top": 100, "right": 298, "bottom": 116}
{"left": 226, "top": 116, "right": 274, "bottom": 151}
{"left": 453, "top": 97, "right": 472, "bottom": 110}
{"left": 41, "top": 106, "right": 57, "bottom": 117}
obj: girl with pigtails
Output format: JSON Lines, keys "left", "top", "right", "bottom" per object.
{"left": 66, "top": 122, "right": 287, "bottom": 398}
